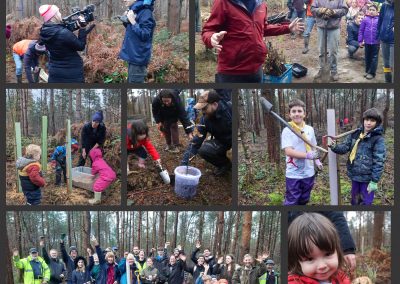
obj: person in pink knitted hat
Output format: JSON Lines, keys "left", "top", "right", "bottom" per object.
{"left": 38, "top": 4, "right": 95, "bottom": 82}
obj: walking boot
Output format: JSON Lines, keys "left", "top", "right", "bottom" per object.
{"left": 17, "top": 74, "right": 22, "bottom": 83}
{"left": 302, "top": 37, "right": 310, "bottom": 54}
{"left": 384, "top": 72, "right": 392, "bottom": 83}
{"left": 89, "top": 192, "right": 102, "bottom": 205}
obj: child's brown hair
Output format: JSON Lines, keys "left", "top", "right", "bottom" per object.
{"left": 363, "top": 108, "right": 382, "bottom": 125}
{"left": 288, "top": 213, "right": 345, "bottom": 275}
{"left": 288, "top": 99, "right": 306, "bottom": 112}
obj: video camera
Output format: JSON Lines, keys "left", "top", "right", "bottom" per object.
{"left": 62, "top": 4, "right": 96, "bottom": 32}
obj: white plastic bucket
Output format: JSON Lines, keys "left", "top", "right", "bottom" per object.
{"left": 174, "top": 166, "right": 201, "bottom": 199}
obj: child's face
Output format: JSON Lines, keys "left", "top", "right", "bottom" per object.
{"left": 137, "top": 134, "right": 146, "bottom": 141}
{"left": 289, "top": 106, "right": 306, "bottom": 125}
{"left": 299, "top": 244, "right": 338, "bottom": 281}
{"left": 364, "top": 118, "right": 377, "bottom": 132}
{"left": 352, "top": 0, "right": 358, "bottom": 7}
{"left": 368, "top": 6, "right": 378, "bottom": 16}
{"left": 355, "top": 15, "right": 364, "bottom": 24}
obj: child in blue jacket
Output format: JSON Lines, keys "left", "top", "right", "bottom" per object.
{"left": 329, "top": 108, "right": 386, "bottom": 205}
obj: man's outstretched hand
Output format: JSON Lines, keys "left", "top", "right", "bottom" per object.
{"left": 289, "top": 18, "right": 305, "bottom": 34}
{"left": 211, "top": 31, "right": 227, "bottom": 52}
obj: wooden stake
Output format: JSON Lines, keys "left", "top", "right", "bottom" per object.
{"left": 327, "top": 109, "right": 339, "bottom": 205}
{"left": 15, "top": 122, "right": 22, "bottom": 193}
{"left": 41, "top": 116, "right": 48, "bottom": 173}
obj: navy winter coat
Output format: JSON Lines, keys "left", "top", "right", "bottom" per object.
{"left": 330, "top": 126, "right": 386, "bottom": 183}
{"left": 376, "top": 0, "right": 394, "bottom": 44}
{"left": 39, "top": 23, "right": 87, "bottom": 82}
{"left": 119, "top": 1, "right": 156, "bottom": 66}
{"left": 60, "top": 242, "right": 80, "bottom": 282}
{"left": 95, "top": 245, "right": 121, "bottom": 284}
{"left": 346, "top": 21, "right": 360, "bottom": 47}
{"left": 81, "top": 122, "right": 107, "bottom": 152}
{"left": 41, "top": 247, "right": 66, "bottom": 284}
{"left": 152, "top": 90, "right": 192, "bottom": 134}
{"left": 23, "top": 41, "right": 41, "bottom": 83}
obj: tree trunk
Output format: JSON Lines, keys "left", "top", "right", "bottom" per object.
{"left": 167, "top": 0, "right": 182, "bottom": 34}
{"left": 137, "top": 212, "right": 142, "bottom": 248}
{"left": 172, "top": 211, "right": 179, "bottom": 249}
{"left": 238, "top": 90, "right": 254, "bottom": 183}
{"left": 83, "top": 212, "right": 91, "bottom": 251}
{"left": 255, "top": 212, "right": 264, "bottom": 257}
{"left": 214, "top": 211, "right": 224, "bottom": 257}
{"left": 263, "top": 89, "right": 280, "bottom": 165}
{"left": 239, "top": 212, "right": 252, "bottom": 261}
{"left": 373, "top": 211, "right": 384, "bottom": 249}
{"left": 158, "top": 211, "right": 166, "bottom": 248}
{"left": 382, "top": 89, "right": 390, "bottom": 132}
{"left": 49, "top": 89, "right": 56, "bottom": 136}
{"left": 198, "top": 212, "right": 205, "bottom": 244}
{"left": 75, "top": 89, "right": 82, "bottom": 122}
{"left": 231, "top": 212, "right": 241, "bottom": 255}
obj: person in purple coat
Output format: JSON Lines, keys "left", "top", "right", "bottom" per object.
{"left": 358, "top": 3, "right": 380, "bottom": 80}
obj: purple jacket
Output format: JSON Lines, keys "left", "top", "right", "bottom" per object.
{"left": 358, "top": 15, "right": 380, "bottom": 45}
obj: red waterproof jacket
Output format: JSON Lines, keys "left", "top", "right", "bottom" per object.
{"left": 288, "top": 270, "right": 351, "bottom": 284}
{"left": 202, "top": 0, "right": 291, "bottom": 74}
{"left": 126, "top": 134, "right": 160, "bottom": 161}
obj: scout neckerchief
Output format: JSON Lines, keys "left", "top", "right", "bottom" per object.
{"left": 287, "top": 121, "right": 312, "bottom": 167}
{"left": 349, "top": 132, "right": 367, "bottom": 163}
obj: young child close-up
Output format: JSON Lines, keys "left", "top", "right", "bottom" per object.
{"left": 329, "top": 108, "right": 386, "bottom": 205}
{"left": 288, "top": 213, "right": 351, "bottom": 284}
{"left": 281, "top": 99, "right": 322, "bottom": 205}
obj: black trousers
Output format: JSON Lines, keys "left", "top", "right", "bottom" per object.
{"left": 198, "top": 140, "right": 231, "bottom": 168}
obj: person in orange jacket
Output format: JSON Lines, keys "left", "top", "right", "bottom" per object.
{"left": 12, "top": 39, "right": 47, "bottom": 83}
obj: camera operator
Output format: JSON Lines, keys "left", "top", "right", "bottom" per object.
{"left": 119, "top": 0, "right": 156, "bottom": 83}
{"left": 38, "top": 4, "right": 95, "bottom": 83}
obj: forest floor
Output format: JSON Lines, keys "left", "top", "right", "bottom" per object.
{"left": 6, "top": 124, "right": 121, "bottom": 205}
{"left": 239, "top": 127, "right": 394, "bottom": 205}
{"left": 195, "top": 11, "right": 385, "bottom": 83}
{"left": 6, "top": 18, "right": 189, "bottom": 83}
{"left": 355, "top": 248, "right": 391, "bottom": 284}
{"left": 127, "top": 125, "right": 232, "bottom": 206}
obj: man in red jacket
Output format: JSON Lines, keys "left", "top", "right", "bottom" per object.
{"left": 202, "top": 0, "right": 304, "bottom": 83}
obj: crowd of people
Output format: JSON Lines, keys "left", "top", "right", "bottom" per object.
{"left": 127, "top": 89, "right": 232, "bottom": 178}
{"left": 12, "top": 237, "right": 279, "bottom": 284}
{"left": 8, "top": 0, "right": 156, "bottom": 83}
{"left": 16, "top": 110, "right": 116, "bottom": 205}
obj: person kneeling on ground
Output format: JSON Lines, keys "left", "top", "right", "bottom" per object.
{"left": 126, "top": 119, "right": 161, "bottom": 170}
{"left": 347, "top": 12, "right": 364, "bottom": 59}
{"left": 152, "top": 89, "right": 194, "bottom": 153}
{"left": 16, "top": 144, "right": 46, "bottom": 205}
{"left": 12, "top": 40, "right": 47, "bottom": 83}
{"left": 181, "top": 90, "right": 232, "bottom": 176}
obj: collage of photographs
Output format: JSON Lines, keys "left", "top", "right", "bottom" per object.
{"left": 2, "top": 0, "right": 396, "bottom": 284}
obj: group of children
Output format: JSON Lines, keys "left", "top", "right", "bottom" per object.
{"left": 281, "top": 98, "right": 386, "bottom": 206}
{"left": 345, "top": 0, "right": 394, "bottom": 82}
{"left": 16, "top": 137, "right": 116, "bottom": 205}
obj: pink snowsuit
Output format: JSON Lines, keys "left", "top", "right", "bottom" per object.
{"left": 89, "top": 148, "right": 117, "bottom": 192}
